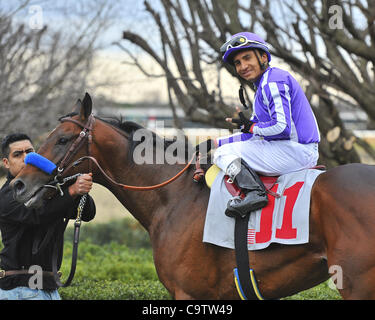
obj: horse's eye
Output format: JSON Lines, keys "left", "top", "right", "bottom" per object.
{"left": 57, "top": 137, "right": 69, "bottom": 145}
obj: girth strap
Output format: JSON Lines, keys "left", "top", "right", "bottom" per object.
{"left": 234, "top": 215, "right": 264, "bottom": 300}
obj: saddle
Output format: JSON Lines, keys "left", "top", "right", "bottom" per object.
{"left": 203, "top": 163, "right": 280, "bottom": 198}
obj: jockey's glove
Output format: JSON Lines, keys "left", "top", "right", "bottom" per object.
{"left": 231, "top": 111, "right": 255, "bottom": 133}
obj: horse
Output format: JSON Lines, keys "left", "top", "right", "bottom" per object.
{"left": 10, "top": 93, "right": 375, "bottom": 299}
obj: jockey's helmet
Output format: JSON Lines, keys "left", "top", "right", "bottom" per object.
{"left": 221, "top": 32, "right": 271, "bottom": 65}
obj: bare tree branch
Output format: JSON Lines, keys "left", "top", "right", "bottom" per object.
{"left": 0, "top": 0, "right": 118, "bottom": 142}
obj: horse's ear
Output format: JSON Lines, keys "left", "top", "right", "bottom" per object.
{"left": 80, "top": 92, "right": 92, "bottom": 121}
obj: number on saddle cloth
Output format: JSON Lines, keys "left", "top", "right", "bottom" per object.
{"left": 24, "top": 152, "right": 57, "bottom": 175}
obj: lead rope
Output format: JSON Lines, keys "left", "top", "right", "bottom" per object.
{"left": 52, "top": 194, "right": 87, "bottom": 287}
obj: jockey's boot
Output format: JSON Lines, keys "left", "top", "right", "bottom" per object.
{"left": 225, "top": 159, "right": 268, "bottom": 218}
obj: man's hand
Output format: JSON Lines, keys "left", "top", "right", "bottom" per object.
{"left": 226, "top": 106, "right": 254, "bottom": 133}
{"left": 68, "top": 173, "right": 93, "bottom": 198}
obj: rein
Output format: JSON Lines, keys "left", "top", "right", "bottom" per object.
{"left": 66, "top": 155, "right": 196, "bottom": 191}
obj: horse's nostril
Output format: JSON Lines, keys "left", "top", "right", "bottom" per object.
{"left": 13, "top": 179, "right": 26, "bottom": 195}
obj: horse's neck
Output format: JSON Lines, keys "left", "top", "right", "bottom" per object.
{"left": 93, "top": 122, "right": 204, "bottom": 233}
{"left": 101, "top": 163, "right": 197, "bottom": 232}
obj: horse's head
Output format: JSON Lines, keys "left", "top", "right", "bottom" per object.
{"left": 11, "top": 93, "right": 95, "bottom": 208}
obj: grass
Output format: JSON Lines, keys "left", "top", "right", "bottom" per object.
{"left": 284, "top": 281, "right": 341, "bottom": 300}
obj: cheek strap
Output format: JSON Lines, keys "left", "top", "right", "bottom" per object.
{"left": 24, "top": 152, "right": 57, "bottom": 175}
{"left": 254, "top": 49, "right": 267, "bottom": 70}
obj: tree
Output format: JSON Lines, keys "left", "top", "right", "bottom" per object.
{"left": 0, "top": 0, "right": 116, "bottom": 144}
{"left": 120, "top": 0, "right": 375, "bottom": 167}
{"left": 0, "top": 0, "right": 119, "bottom": 176}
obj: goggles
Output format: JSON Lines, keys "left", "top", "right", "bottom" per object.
{"left": 220, "top": 35, "right": 268, "bottom": 54}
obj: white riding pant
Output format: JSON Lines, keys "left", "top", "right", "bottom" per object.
{"left": 213, "top": 135, "right": 319, "bottom": 176}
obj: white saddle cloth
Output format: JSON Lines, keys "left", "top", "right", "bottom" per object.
{"left": 203, "top": 169, "right": 324, "bottom": 250}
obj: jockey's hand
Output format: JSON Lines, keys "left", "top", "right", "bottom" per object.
{"left": 226, "top": 107, "right": 254, "bottom": 133}
{"left": 68, "top": 173, "right": 93, "bottom": 198}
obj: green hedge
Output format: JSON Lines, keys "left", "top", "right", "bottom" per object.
{"left": 284, "top": 281, "right": 341, "bottom": 300}
{"left": 60, "top": 279, "right": 170, "bottom": 300}
{"left": 59, "top": 241, "right": 170, "bottom": 300}
{"left": 59, "top": 219, "right": 171, "bottom": 299}
{"left": 64, "top": 218, "right": 151, "bottom": 249}
{"left": 58, "top": 241, "right": 171, "bottom": 300}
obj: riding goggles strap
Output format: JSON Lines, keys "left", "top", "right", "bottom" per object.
{"left": 220, "top": 36, "right": 268, "bottom": 54}
{"left": 239, "top": 85, "right": 249, "bottom": 109}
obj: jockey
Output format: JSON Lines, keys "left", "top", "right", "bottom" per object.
{"left": 214, "top": 32, "right": 320, "bottom": 218}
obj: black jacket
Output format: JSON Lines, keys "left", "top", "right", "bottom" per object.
{"left": 0, "top": 173, "right": 96, "bottom": 290}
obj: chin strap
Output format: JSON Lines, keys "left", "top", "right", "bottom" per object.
{"left": 239, "top": 85, "right": 250, "bottom": 110}
{"left": 254, "top": 49, "right": 268, "bottom": 70}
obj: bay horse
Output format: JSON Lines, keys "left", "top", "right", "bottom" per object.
{"left": 10, "top": 93, "right": 375, "bottom": 299}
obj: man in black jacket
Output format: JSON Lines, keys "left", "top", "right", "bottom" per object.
{"left": 0, "top": 133, "right": 96, "bottom": 300}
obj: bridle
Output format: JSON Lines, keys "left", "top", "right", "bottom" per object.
{"left": 42, "top": 114, "right": 95, "bottom": 196}
{"left": 50, "top": 113, "right": 196, "bottom": 192}
{"left": 45, "top": 114, "right": 95, "bottom": 287}
{"left": 57, "top": 114, "right": 95, "bottom": 174}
